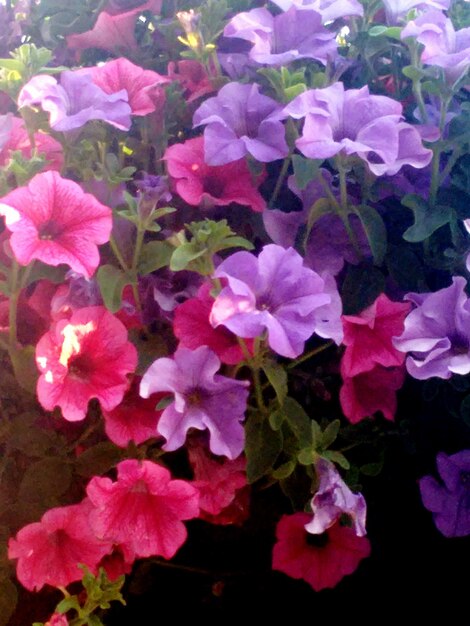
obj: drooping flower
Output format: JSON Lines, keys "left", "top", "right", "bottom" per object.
{"left": 164, "top": 136, "right": 266, "bottom": 212}
{"left": 87, "top": 459, "right": 199, "bottom": 559}
{"left": 35, "top": 306, "right": 138, "bottom": 422}
{"left": 0, "top": 116, "right": 63, "bottom": 171}
{"left": 419, "top": 450, "right": 470, "bottom": 537}
{"left": 223, "top": 6, "right": 337, "bottom": 67}
{"left": 272, "top": 513, "right": 371, "bottom": 591}
{"left": 66, "top": 0, "right": 162, "bottom": 52}
{"left": 305, "top": 458, "right": 367, "bottom": 536}
{"left": 393, "top": 277, "right": 470, "bottom": 380}
{"left": 82, "top": 57, "right": 170, "bottom": 116}
{"left": 0, "top": 171, "right": 113, "bottom": 278}
{"left": 102, "top": 377, "right": 166, "bottom": 447}
{"left": 173, "top": 283, "right": 251, "bottom": 365}
{"left": 340, "top": 364, "right": 406, "bottom": 423}
{"left": 283, "top": 82, "right": 433, "bottom": 176}
{"left": 401, "top": 9, "right": 470, "bottom": 83}
{"left": 193, "top": 82, "right": 288, "bottom": 165}
{"left": 210, "top": 244, "right": 331, "bottom": 358}
{"left": 50, "top": 273, "right": 102, "bottom": 321}
{"left": 341, "top": 293, "right": 411, "bottom": 377}
{"left": 98, "top": 543, "right": 135, "bottom": 581}
{"left": 8, "top": 500, "right": 112, "bottom": 591}
{"left": 270, "top": 0, "right": 364, "bottom": 23}
{"left": 140, "top": 346, "right": 249, "bottom": 459}
{"left": 19, "top": 71, "right": 132, "bottom": 132}
{"left": 382, "top": 0, "right": 450, "bottom": 24}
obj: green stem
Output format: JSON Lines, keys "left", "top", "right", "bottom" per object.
{"left": 287, "top": 341, "right": 334, "bottom": 369}
{"left": 237, "top": 337, "right": 266, "bottom": 414}
{"left": 409, "top": 42, "right": 428, "bottom": 123}
{"left": 131, "top": 224, "right": 146, "bottom": 313}
{"left": 109, "top": 234, "right": 129, "bottom": 272}
{"left": 269, "top": 154, "right": 291, "bottom": 208}
{"left": 429, "top": 98, "right": 450, "bottom": 207}
{"left": 335, "top": 160, "right": 364, "bottom": 260}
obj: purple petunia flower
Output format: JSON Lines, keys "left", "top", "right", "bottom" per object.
{"left": 0, "top": 113, "right": 12, "bottom": 151}
{"left": 140, "top": 346, "right": 249, "bottom": 459}
{"left": 223, "top": 6, "right": 337, "bottom": 67}
{"left": 401, "top": 9, "right": 470, "bottom": 84}
{"left": 393, "top": 277, "right": 470, "bottom": 380}
{"left": 420, "top": 450, "right": 470, "bottom": 537}
{"left": 305, "top": 458, "right": 367, "bottom": 536}
{"left": 193, "top": 82, "right": 288, "bottom": 165}
{"left": 210, "top": 244, "right": 331, "bottom": 358}
{"left": 283, "top": 82, "right": 433, "bottom": 176}
{"left": 382, "top": 0, "right": 450, "bottom": 25}
{"left": 270, "top": 0, "right": 363, "bottom": 23}
{"left": 18, "top": 71, "right": 132, "bottom": 132}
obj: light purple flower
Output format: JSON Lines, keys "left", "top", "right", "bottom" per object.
{"left": 420, "top": 450, "right": 470, "bottom": 537}
{"left": 210, "top": 244, "right": 331, "bottom": 358}
{"left": 305, "top": 458, "right": 367, "bottom": 536}
{"left": 0, "top": 113, "right": 12, "bottom": 151}
{"left": 401, "top": 9, "right": 470, "bottom": 83}
{"left": 140, "top": 346, "right": 249, "bottom": 459}
{"left": 18, "top": 71, "right": 132, "bottom": 132}
{"left": 382, "top": 0, "right": 450, "bottom": 25}
{"left": 223, "top": 6, "right": 337, "bottom": 67}
{"left": 283, "top": 82, "right": 433, "bottom": 176}
{"left": 271, "top": 0, "right": 364, "bottom": 23}
{"left": 393, "top": 277, "right": 470, "bottom": 380}
{"left": 193, "top": 82, "right": 288, "bottom": 165}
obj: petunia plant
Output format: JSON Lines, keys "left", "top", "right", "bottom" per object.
{"left": 0, "top": 0, "right": 469, "bottom": 622}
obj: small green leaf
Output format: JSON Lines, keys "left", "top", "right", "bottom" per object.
{"left": 10, "top": 345, "right": 38, "bottom": 393}
{"left": 262, "top": 360, "right": 288, "bottom": 406}
{"left": 282, "top": 397, "right": 312, "bottom": 448}
{"left": 322, "top": 450, "right": 350, "bottom": 469}
{"left": 170, "top": 243, "right": 206, "bottom": 272}
{"left": 138, "top": 241, "right": 173, "bottom": 275}
{"left": 402, "top": 65, "right": 427, "bottom": 80}
{"left": 297, "top": 447, "right": 315, "bottom": 466}
{"left": 75, "top": 442, "right": 123, "bottom": 478}
{"left": 56, "top": 596, "right": 81, "bottom": 614}
{"left": 96, "top": 265, "right": 131, "bottom": 313}
{"left": 292, "top": 154, "right": 321, "bottom": 190}
{"left": 245, "top": 414, "right": 283, "bottom": 483}
{"left": 355, "top": 205, "right": 387, "bottom": 265}
{"left": 215, "top": 236, "right": 254, "bottom": 251}
{"left": 321, "top": 419, "right": 341, "bottom": 450}
{"left": 269, "top": 408, "right": 284, "bottom": 431}
{"left": 272, "top": 460, "right": 296, "bottom": 479}
{"left": 284, "top": 83, "right": 306, "bottom": 101}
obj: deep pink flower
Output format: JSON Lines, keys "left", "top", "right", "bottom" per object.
{"left": 102, "top": 377, "right": 167, "bottom": 447}
{"left": 46, "top": 614, "right": 69, "bottom": 626}
{"left": 36, "top": 306, "right": 138, "bottom": 422}
{"left": 173, "top": 283, "right": 250, "bottom": 365}
{"left": 272, "top": 513, "right": 371, "bottom": 591}
{"left": 340, "top": 365, "right": 406, "bottom": 424}
{"left": 8, "top": 501, "right": 112, "bottom": 591}
{"left": 87, "top": 459, "right": 199, "bottom": 559}
{"left": 341, "top": 293, "right": 411, "bottom": 377}
{"left": 188, "top": 444, "right": 248, "bottom": 524}
{"left": 84, "top": 57, "right": 170, "bottom": 116}
{"left": 0, "top": 171, "right": 113, "bottom": 278}
{"left": 67, "top": 0, "right": 162, "bottom": 52}
{"left": 98, "top": 543, "right": 135, "bottom": 581}
{"left": 164, "top": 137, "right": 266, "bottom": 212}
{"left": 0, "top": 116, "right": 63, "bottom": 170}
{"left": 168, "top": 60, "right": 215, "bottom": 102}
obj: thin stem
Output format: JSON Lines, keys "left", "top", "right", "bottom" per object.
{"left": 287, "top": 341, "right": 334, "bottom": 369}
{"left": 131, "top": 224, "right": 146, "bottom": 313}
{"left": 269, "top": 154, "right": 291, "bottom": 208}
{"left": 335, "top": 160, "right": 364, "bottom": 260}
{"left": 429, "top": 98, "right": 450, "bottom": 207}
{"left": 109, "top": 234, "right": 129, "bottom": 272}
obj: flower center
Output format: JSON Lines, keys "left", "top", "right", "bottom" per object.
{"left": 187, "top": 388, "right": 205, "bottom": 406}
{"left": 305, "top": 531, "right": 329, "bottom": 548}
{"left": 38, "top": 219, "right": 63, "bottom": 240}
{"left": 202, "top": 175, "right": 225, "bottom": 198}
{"left": 67, "top": 353, "right": 94, "bottom": 380}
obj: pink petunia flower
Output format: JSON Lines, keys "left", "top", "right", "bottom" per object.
{"left": 0, "top": 116, "right": 63, "bottom": 171}
{"left": 0, "top": 171, "right": 113, "bottom": 278}
{"left": 46, "top": 615, "right": 69, "bottom": 626}
{"left": 66, "top": 0, "right": 162, "bottom": 53}
{"left": 173, "top": 283, "right": 251, "bottom": 365}
{"left": 272, "top": 513, "right": 371, "bottom": 591}
{"left": 164, "top": 136, "right": 266, "bottom": 212}
{"left": 87, "top": 459, "right": 199, "bottom": 559}
{"left": 341, "top": 293, "right": 411, "bottom": 377}
{"left": 98, "top": 543, "right": 135, "bottom": 581}
{"left": 83, "top": 57, "right": 170, "bottom": 116}
{"left": 340, "top": 364, "right": 406, "bottom": 424}
{"left": 8, "top": 500, "right": 112, "bottom": 591}
{"left": 35, "top": 306, "right": 138, "bottom": 422}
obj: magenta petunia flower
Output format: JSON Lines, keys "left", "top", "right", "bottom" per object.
{"left": 164, "top": 136, "right": 266, "bottom": 212}
{"left": 401, "top": 9, "right": 470, "bottom": 83}
{"left": 35, "top": 306, "right": 138, "bottom": 422}
{"left": 168, "top": 60, "right": 215, "bottom": 103}
{"left": 305, "top": 458, "right": 367, "bottom": 536}
{"left": 341, "top": 293, "right": 411, "bottom": 377}
{"left": 419, "top": 450, "right": 470, "bottom": 537}
{"left": 140, "top": 346, "right": 249, "bottom": 459}
{"left": 8, "top": 500, "right": 112, "bottom": 591}
{"left": 272, "top": 513, "right": 371, "bottom": 591}
{"left": 270, "top": 0, "right": 363, "bottom": 23}
{"left": 283, "top": 82, "right": 433, "bottom": 176}
{"left": 193, "top": 82, "right": 288, "bottom": 165}
{"left": 210, "top": 244, "right": 331, "bottom": 358}
{"left": 0, "top": 171, "right": 113, "bottom": 278}
{"left": 393, "top": 277, "right": 470, "bottom": 380}
{"left": 18, "top": 71, "right": 132, "bottom": 132}
{"left": 82, "top": 57, "right": 170, "bottom": 116}
{"left": 382, "top": 0, "right": 450, "bottom": 24}
{"left": 224, "top": 6, "right": 337, "bottom": 67}
{"left": 46, "top": 614, "right": 69, "bottom": 626}
{"left": 87, "top": 459, "right": 199, "bottom": 559}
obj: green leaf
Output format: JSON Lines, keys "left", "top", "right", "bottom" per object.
{"left": 56, "top": 596, "right": 81, "bottom": 614}
{"left": 284, "top": 83, "right": 306, "bottom": 101}
{"left": 355, "top": 205, "right": 387, "bottom": 265}
{"left": 215, "top": 236, "right": 254, "bottom": 251}
{"left": 272, "top": 460, "right": 296, "bottom": 479}
{"left": 360, "top": 460, "right": 383, "bottom": 476}
{"left": 292, "top": 154, "right": 321, "bottom": 190}
{"left": 304, "top": 197, "right": 333, "bottom": 245}
{"left": 138, "top": 241, "right": 173, "bottom": 275}
{"left": 341, "top": 264, "right": 385, "bottom": 314}
{"left": 10, "top": 345, "right": 38, "bottom": 394}
{"left": 282, "top": 397, "right": 312, "bottom": 448}
{"left": 297, "top": 447, "right": 315, "bottom": 465}
{"left": 402, "top": 194, "right": 451, "bottom": 242}
{"left": 19, "top": 457, "right": 72, "bottom": 506}
{"left": 322, "top": 450, "right": 350, "bottom": 469}
{"left": 0, "top": 579, "right": 18, "bottom": 626}
{"left": 245, "top": 414, "right": 283, "bottom": 483}
{"left": 320, "top": 419, "right": 341, "bottom": 450}
{"left": 262, "top": 360, "right": 288, "bottom": 406}
{"left": 96, "top": 265, "right": 131, "bottom": 313}
{"left": 402, "top": 65, "right": 427, "bottom": 80}
{"left": 170, "top": 242, "right": 206, "bottom": 272}
{"left": 75, "top": 442, "right": 123, "bottom": 478}
{"left": 369, "top": 25, "right": 401, "bottom": 38}
{"left": 311, "top": 419, "right": 322, "bottom": 449}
